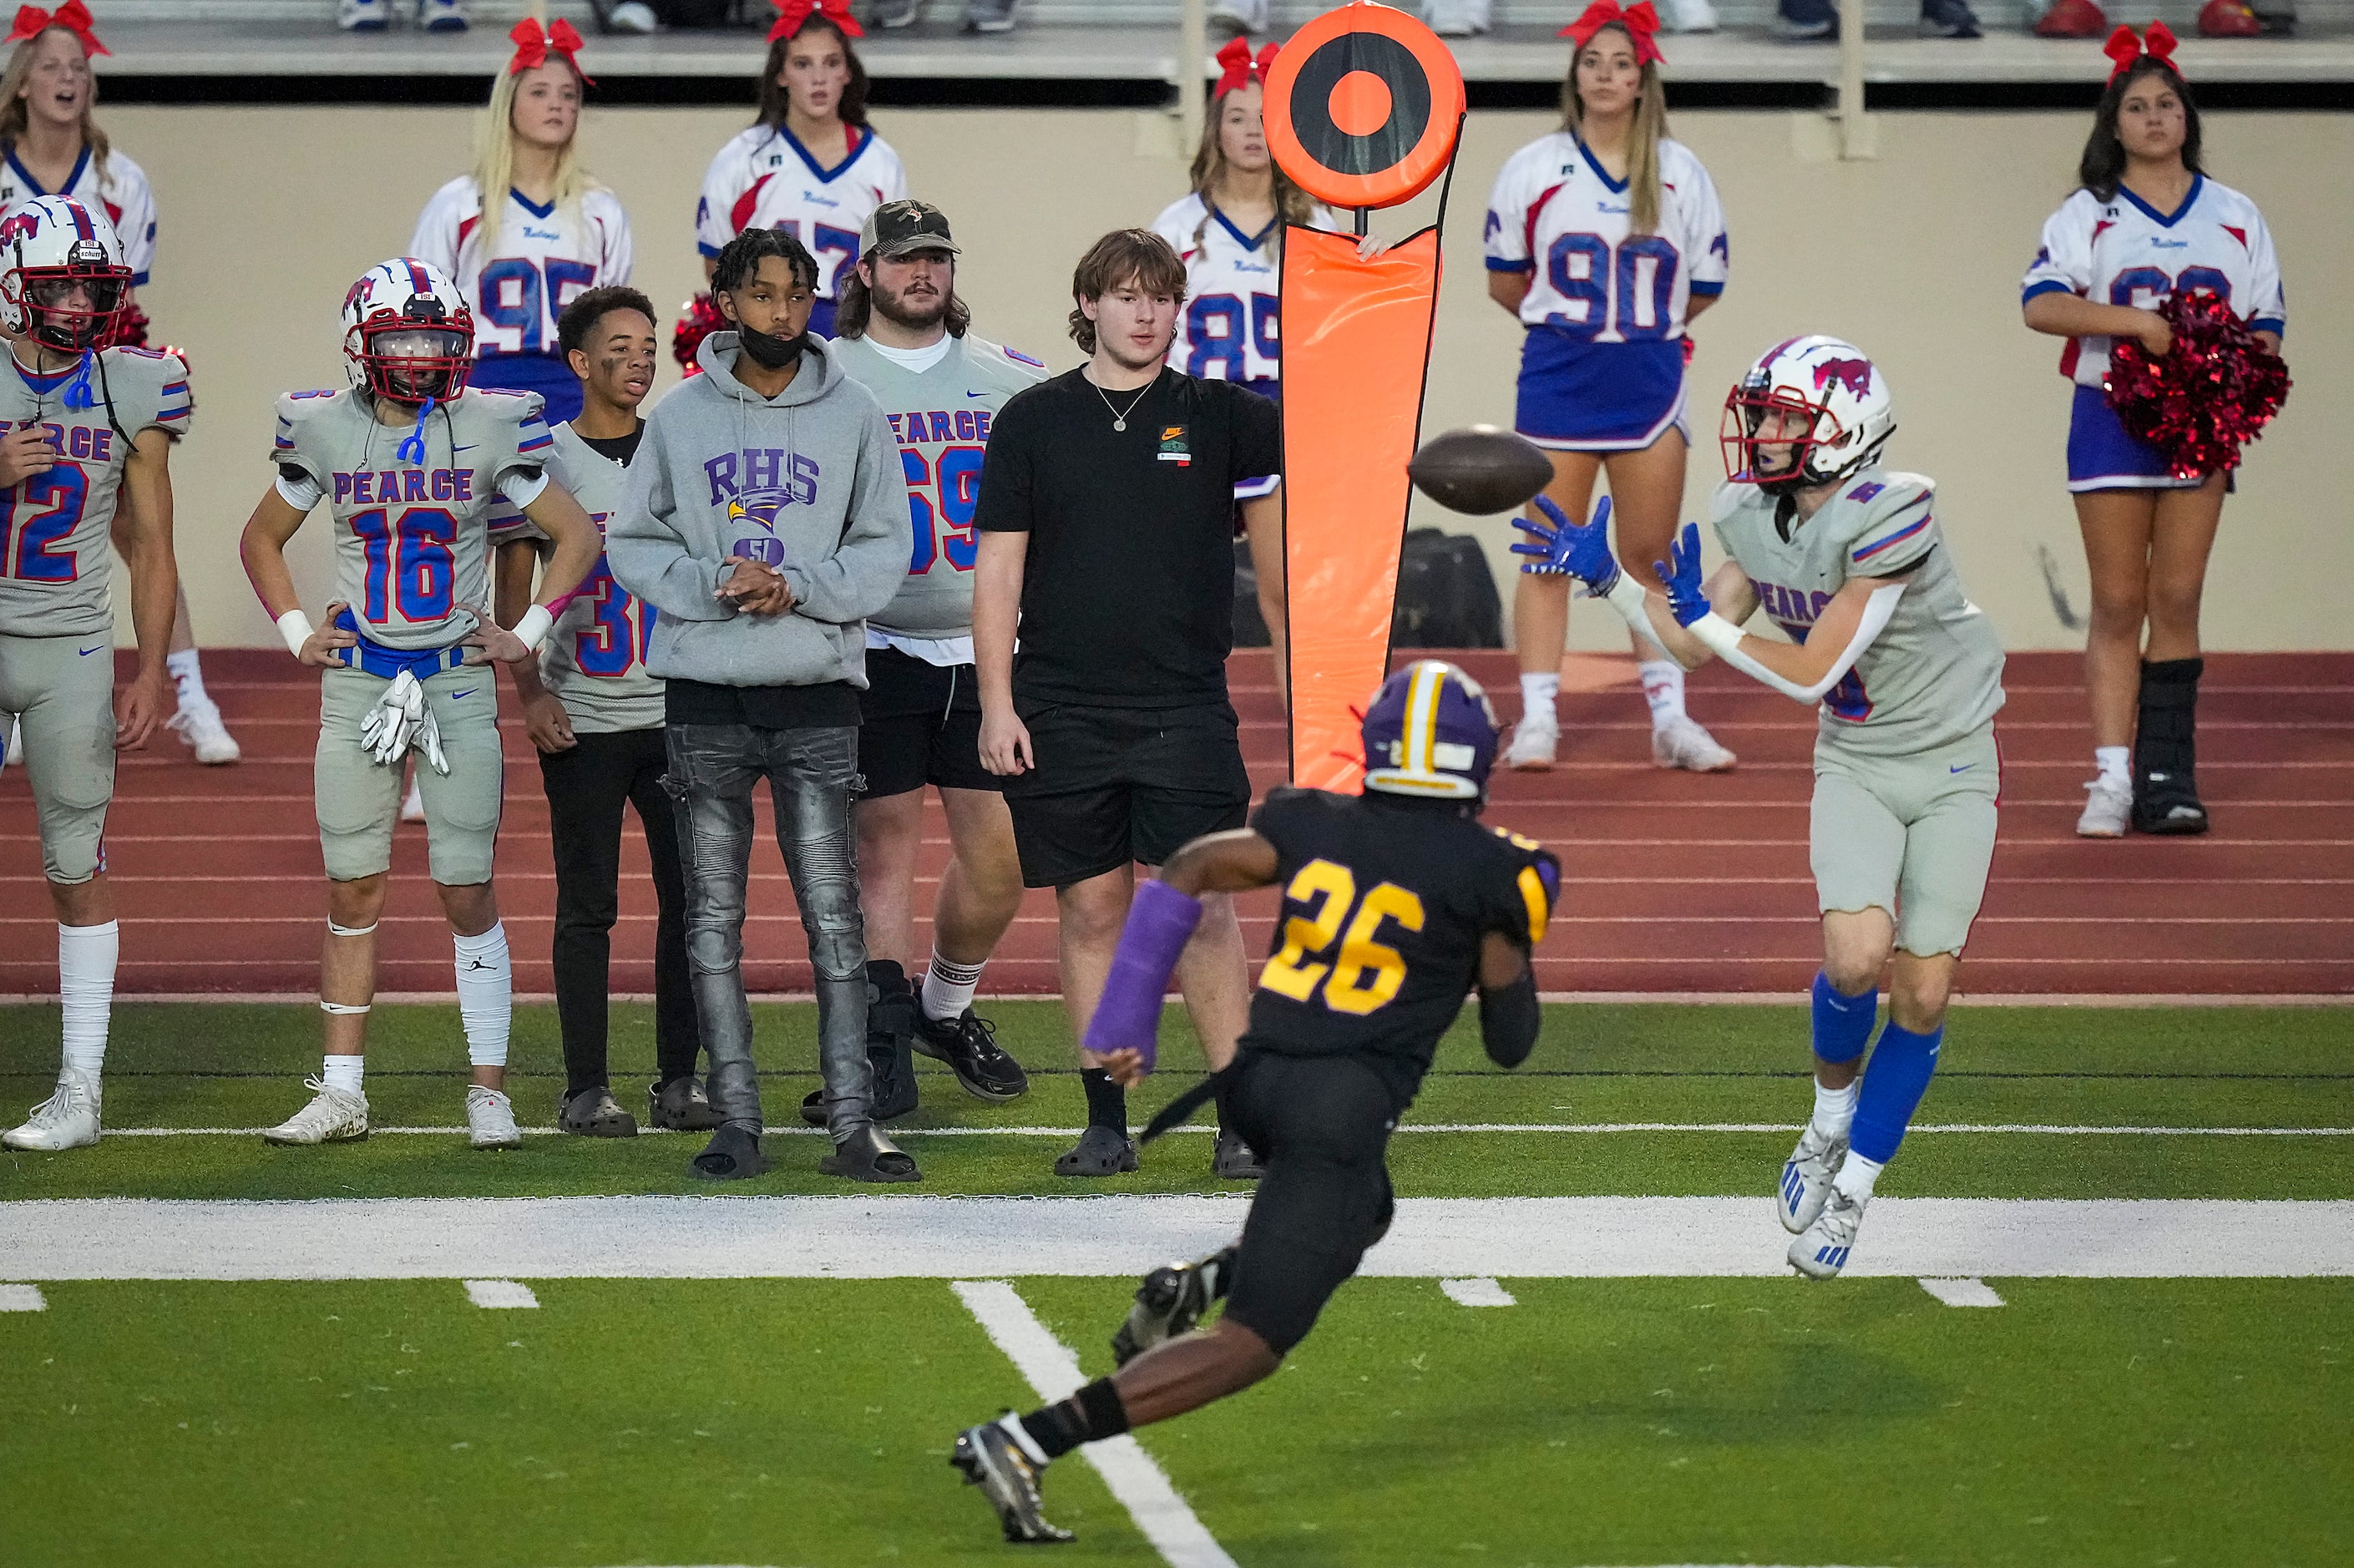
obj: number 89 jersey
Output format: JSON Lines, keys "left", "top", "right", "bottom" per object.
{"left": 1240, "top": 786, "right": 1560, "bottom": 1109}
{"left": 1483, "top": 132, "right": 1727, "bottom": 339}
{"left": 271, "top": 387, "right": 552, "bottom": 652}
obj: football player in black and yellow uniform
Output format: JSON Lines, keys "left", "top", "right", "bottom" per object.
{"left": 949, "top": 660, "right": 1560, "bottom": 1542}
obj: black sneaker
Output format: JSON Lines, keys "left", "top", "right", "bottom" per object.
{"left": 950, "top": 1420, "right": 1073, "bottom": 1543}
{"left": 1112, "top": 1243, "right": 1239, "bottom": 1366}
{"left": 648, "top": 1075, "right": 722, "bottom": 1131}
{"left": 1918, "top": 0, "right": 1982, "bottom": 36}
{"left": 1774, "top": 0, "right": 1836, "bottom": 38}
{"left": 557, "top": 1085, "right": 637, "bottom": 1138}
{"left": 913, "top": 1008, "right": 1030, "bottom": 1102}
{"left": 1211, "top": 1128, "right": 1265, "bottom": 1181}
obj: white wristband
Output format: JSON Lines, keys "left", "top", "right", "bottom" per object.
{"left": 513, "top": 604, "right": 555, "bottom": 653}
{"left": 276, "top": 609, "right": 315, "bottom": 660}
{"left": 1600, "top": 571, "right": 1651, "bottom": 631}
{"left": 1688, "top": 612, "right": 1748, "bottom": 661}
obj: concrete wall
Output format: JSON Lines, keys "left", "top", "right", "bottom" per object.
{"left": 113, "top": 103, "right": 2351, "bottom": 651}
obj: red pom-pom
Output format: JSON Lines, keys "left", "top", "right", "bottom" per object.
{"left": 672, "top": 291, "right": 726, "bottom": 377}
{"left": 100, "top": 301, "right": 150, "bottom": 350}
{"left": 2103, "top": 289, "right": 2291, "bottom": 479}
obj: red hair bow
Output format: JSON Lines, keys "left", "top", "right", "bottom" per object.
{"left": 508, "top": 18, "right": 592, "bottom": 83}
{"left": 770, "top": 0, "right": 863, "bottom": 42}
{"left": 6, "top": 1, "right": 109, "bottom": 58}
{"left": 1560, "top": 0, "right": 1663, "bottom": 66}
{"left": 2103, "top": 21, "right": 2179, "bottom": 81}
{"left": 1213, "top": 37, "right": 1278, "bottom": 97}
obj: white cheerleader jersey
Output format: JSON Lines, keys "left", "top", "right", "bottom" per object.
{"left": 0, "top": 144, "right": 156, "bottom": 285}
{"left": 693, "top": 124, "right": 907, "bottom": 301}
{"left": 408, "top": 178, "right": 635, "bottom": 360}
{"left": 1483, "top": 133, "right": 1728, "bottom": 341}
{"left": 1150, "top": 192, "right": 1339, "bottom": 390}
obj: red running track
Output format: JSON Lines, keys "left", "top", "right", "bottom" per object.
{"left": 3, "top": 650, "right": 2348, "bottom": 997}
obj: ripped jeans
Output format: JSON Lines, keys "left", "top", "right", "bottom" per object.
{"left": 665, "top": 723, "right": 873, "bottom": 1137}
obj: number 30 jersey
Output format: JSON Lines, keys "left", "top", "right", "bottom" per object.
{"left": 0, "top": 345, "right": 191, "bottom": 639}
{"left": 1710, "top": 468, "right": 2007, "bottom": 760}
{"left": 270, "top": 387, "right": 552, "bottom": 652}
{"left": 1483, "top": 132, "right": 1728, "bottom": 338}
{"left": 1242, "top": 786, "right": 1561, "bottom": 1110}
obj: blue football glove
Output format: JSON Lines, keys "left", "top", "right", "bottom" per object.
{"left": 1653, "top": 522, "right": 1713, "bottom": 628}
{"left": 1510, "top": 494, "right": 1622, "bottom": 594}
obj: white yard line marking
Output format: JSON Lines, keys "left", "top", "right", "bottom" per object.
{"left": 1440, "top": 1277, "right": 1517, "bottom": 1307}
{"left": 3, "top": 1196, "right": 2349, "bottom": 1282}
{"left": 461, "top": 1279, "right": 539, "bottom": 1310}
{"left": 86, "top": 1122, "right": 2354, "bottom": 1139}
{"left": 0, "top": 1282, "right": 46, "bottom": 1311}
{"left": 952, "top": 1280, "right": 1237, "bottom": 1568}
{"left": 1917, "top": 1277, "right": 2006, "bottom": 1308}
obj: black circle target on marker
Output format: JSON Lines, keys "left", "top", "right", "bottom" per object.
{"left": 1263, "top": 4, "right": 1466, "bottom": 211}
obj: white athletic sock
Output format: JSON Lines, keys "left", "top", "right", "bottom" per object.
{"left": 58, "top": 920, "right": 119, "bottom": 1076}
{"left": 322, "top": 1054, "right": 365, "bottom": 1096}
{"left": 1638, "top": 660, "right": 1687, "bottom": 725}
{"left": 1811, "top": 1078, "right": 1860, "bottom": 1141}
{"left": 1518, "top": 671, "right": 1559, "bottom": 724}
{"left": 999, "top": 1411, "right": 1051, "bottom": 1466}
{"left": 1833, "top": 1151, "right": 1885, "bottom": 1204}
{"left": 922, "top": 952, "right": 985, "bottom": 1023}
{"left": 453, "top": 923, "right": 512, "bottom": 1069}
{"left": 2094, "top": 745, "right": 2131, "bottom": 792}
{"left": 166, "top": 648, "right": 205, "bottom": 704}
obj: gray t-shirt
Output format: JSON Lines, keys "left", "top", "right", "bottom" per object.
{"left": 1711, "top": 468, "right": 2006, "bottom": 758}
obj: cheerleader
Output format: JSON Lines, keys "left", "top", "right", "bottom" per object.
{"left": 409, "top": 18, "right": 632, "bottom": 426}
{"left": 695, "top": 0, "right": 906, "bottom": 341}
{"left": 1486, "top": 1, "right": 1732, "bottom": 773}
{"left": 2022, "top": 26, "right": 2283, "bottom": 838}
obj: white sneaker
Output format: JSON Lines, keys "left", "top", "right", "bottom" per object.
{"left": 468, "top": 1085, "right": 523, "bottom": 1150}
{"left": 1665, "top": 0, "right": 1719, "bottom": 28}
{"left": 3, "top": 1067, "right": 101, "bottom": 1151}
{"left": 2077, "top": 780, "right": 2132, "bottom": 838}
{"left": 418, "top": 0, "right": 468, "bottom": 32}
{"left": 607, "top": 0, "right": 658, "bottom": 31}
{"left": 1421, "top": 0, "right": 1492, "bottom": 35}
{"left": 1789, "top": 1186, "right": 1866, "bottom": 1279}
{"left": 1652, "top": 714, "right": 1736, "bottom": 772}
{"left": 166, "top": 695, "right": 242, "bottom": 766}
{"left": 401, "top": 776, "right": 427, "bottom": 822}
{"left": 337, "top": 0, "right": 390, "bottom": 28}
{"left": 1505, "top": 710, "right": 1559, "bottom": 771}
{"left": 1777, "top": 1122, "right": 1847, "bottom": 1234}
{"left": 263, "top": 1078, "right": 369, "bottom": 1146}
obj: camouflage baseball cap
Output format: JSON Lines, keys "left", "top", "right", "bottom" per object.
{"left": 860, "top": 200, "right": 960, "bottom": 260}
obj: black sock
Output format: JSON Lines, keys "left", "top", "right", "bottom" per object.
{"left": 1020, "top": 1377, "right": 1130, "bottom": 1460}
{"left": 1081, "top": 1067, "right": 1126, "bottom": 1132}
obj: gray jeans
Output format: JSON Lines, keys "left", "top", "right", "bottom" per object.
{"left": 666, "top": 723, "right": 872, "bottom": 1136}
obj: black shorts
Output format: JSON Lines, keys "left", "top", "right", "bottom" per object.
{"left": 1218, "top": 1051, "right": 1398, "bottom": 1358}
{"left": 1000, "top": 698, "right": 1250, "bottom": 888}
{"left": 856, "top": 646, "right": 998, "bottom": 800}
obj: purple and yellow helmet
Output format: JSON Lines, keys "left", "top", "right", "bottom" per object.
{"left": 1360, "top": 660, "right": 1501, "bottom": 802}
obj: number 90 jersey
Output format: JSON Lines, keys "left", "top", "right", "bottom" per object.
{"left": 271, "top": 387, "right": 552, "bottom": 652}
{"left": 1483, "top": 133, "right": 1727, "bottom": 339}
{"left": 1241, "top": 786, "right": 1560, "bottom": 1110}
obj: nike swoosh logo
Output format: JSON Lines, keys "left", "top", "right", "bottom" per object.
{"left": 966, "top": 391, "right": 989, "bottom": 398}
{"left": 1950, "top": 763, "right": 1976, "bottom": 774}
{"left": 450, "top": 689, "right": 477, "bottom": 700}
{"left": 451, "top": 443, "right": 478, "bottom": 453}
{"left": 76, "top": 645, "right": 103, "bottom": 657}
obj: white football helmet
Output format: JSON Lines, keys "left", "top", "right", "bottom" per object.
{"left": 0, "top": 195, "right": 130, "bottom": 352}
{"left": 342, "top": 257, "right": 474, "bottom": 404}
{"left": 1721, "top": 335, "right": 1896, "bottom": 493}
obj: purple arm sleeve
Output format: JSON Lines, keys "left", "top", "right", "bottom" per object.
{"left": 1080, "top": 879, "right": 1204, "bottom": 1072}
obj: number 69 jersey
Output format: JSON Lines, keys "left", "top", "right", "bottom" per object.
{"left": 1483, "top": 132, "right": 1728, "bottom": 338}
{"left": 1709, "top": 468, "right": 2007, "bottom": 760}
{"left": 0, "top": 346, "right": 191, "bottom": 639}
{"left": 1239, "top": 786, "right": 1560, "bottom": 1110}
{"left": 269, "top": 387, "right": 552, "bottom": 652}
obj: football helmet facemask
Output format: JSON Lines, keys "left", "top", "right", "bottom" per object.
{"left": 342, "top": 258, "right": 474, "bottom": 405}
{"left": 0, "top": 195, "right": 131, "bottom": 353}
{"left": 1721, "top": 335, "right": 1896, "bottom": 495}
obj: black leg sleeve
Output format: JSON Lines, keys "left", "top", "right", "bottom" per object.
{"left": 1478, "top": 969, "right": 1541, "bottom": 1069}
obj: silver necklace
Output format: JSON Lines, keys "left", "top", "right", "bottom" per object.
{"left": 1093, "top": 375, "right": 1153, "bottom": 432}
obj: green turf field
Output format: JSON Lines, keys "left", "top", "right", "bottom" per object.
{"left": 3, "top": 1001, "right": 2350, "bottom": 1567}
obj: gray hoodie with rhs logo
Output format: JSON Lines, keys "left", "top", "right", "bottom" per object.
{"left": 607, "top": 331, "right": 908, "bottom": 690}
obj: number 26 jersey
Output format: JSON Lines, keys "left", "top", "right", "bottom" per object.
{"left": 1241, "top": 786, "right": 1560, "bottom": 1110}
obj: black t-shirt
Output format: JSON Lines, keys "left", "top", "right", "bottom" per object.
{"left": 576, "top": 424, "right": 644, "bottom": 467}
{"left": 973, "top": 367, "right": 1280, "bottom": 709}
{"left": 1238, "top": 787, "right": 1559, "bottom": 1110}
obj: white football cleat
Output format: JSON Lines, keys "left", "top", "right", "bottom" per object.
{"left": 1777, "top": 1122, "right": 1847, "bottom": 1234}
{"left": 3, "top": 1067, "right": 101, "bottom": 1151}
{"left": 2077, "top": 780, "right": 2132, "bottom": 838}
{"left": 167, "top": 695, "right": 242, "bottom": 766}
{"left": 1789, "top": 1187, "right": 1867, "bottom": 1280}
{"left": 263, "top": 1078, "right": 369, "bottom": 1146}
{"left": 1652, "top": 714, "right": 1735, "bottom": 772}
{"left": 1505, "top": 710, "right": 1559, "bottom": 771}
{"left": 468, "top": 1085, "right": 523, "bottom": 1150}
{"left": 400, "top": 776, "right": 427, "bottom": 822}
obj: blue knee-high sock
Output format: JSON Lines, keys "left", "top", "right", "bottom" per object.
{"left": 1810, "top": 970, "right": 1878, "bottom": 1064}
{"left": 1850, "top": 1020, "right": 1944, "bottom": 1165}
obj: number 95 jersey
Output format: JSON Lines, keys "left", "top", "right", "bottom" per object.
{"left": 270, "top": 387, "right": 552, "bottom": 652}
{"left": 1241, "top": 786, "right": 1560, "bottom": 1110}
{"left": 0, "top": 346, "right": 191, "bottom": 639}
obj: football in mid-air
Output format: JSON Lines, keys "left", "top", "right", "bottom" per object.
{"left": 1407, "top": 425, "right": 1555, "bottom": 516}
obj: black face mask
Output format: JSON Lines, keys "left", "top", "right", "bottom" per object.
{"left": 737, "top": 324, "right": 809, "bottom": 371}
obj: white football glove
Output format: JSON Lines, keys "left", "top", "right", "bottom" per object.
{"left": 357, "top": 670, "right": 448, "bottom": 775}
{"left": 414, "top": 703, "right": 449, "bottom": 776}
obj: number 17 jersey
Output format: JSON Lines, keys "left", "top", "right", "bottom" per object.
{"left": 1242, "top": 787, "right": 1560, "bottom": 1110}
